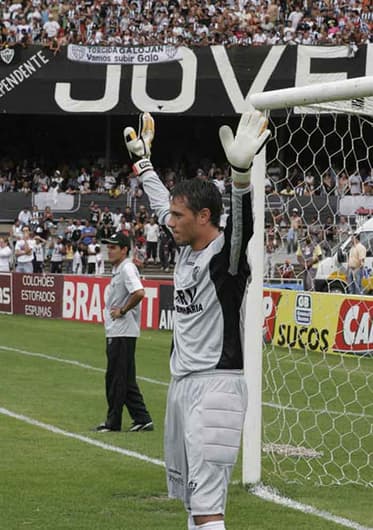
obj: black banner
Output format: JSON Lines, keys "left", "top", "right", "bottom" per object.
{"left": 0, "top": 44, "right": 371, "bottom": 116}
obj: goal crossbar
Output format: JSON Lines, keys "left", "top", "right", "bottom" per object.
{"left": 249, "top": 76, "right": 373, "bottom": 111}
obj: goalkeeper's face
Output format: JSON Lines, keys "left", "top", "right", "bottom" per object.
{"left": 168, "top": 196, "right": 210, "bottom": 249}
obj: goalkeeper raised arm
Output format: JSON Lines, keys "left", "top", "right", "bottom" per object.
{"left": 124, "top": 111, "right": 269, "bottom": 530}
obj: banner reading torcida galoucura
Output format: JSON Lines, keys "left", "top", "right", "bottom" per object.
{"left": 67, "top": 44, "right": 183, "bottom": 65}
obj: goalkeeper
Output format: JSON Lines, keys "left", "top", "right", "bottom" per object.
{"left": 124, "top": 111, "right": 269, "bottom": 530}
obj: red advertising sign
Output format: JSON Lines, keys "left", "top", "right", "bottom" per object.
{"left": 12, "top": 273, "right": 63, "bottom": 318}
{"left": 62, "top": 275, "right": 110, "bottom": 323}
{"left": 0, "top": 273, "right": 12, "bottom": 314}
{"left": 334, "top": 298, "right": 373, "bottom": 354}
{"left": 263, "top": 289, "right": 282, "bottom": 342}
{"left": 62, "top": 275, "right": 173, "bottom": 329}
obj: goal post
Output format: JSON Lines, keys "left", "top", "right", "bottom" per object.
{"left": 243, "top": 76, "right": 373, "bottom": 486}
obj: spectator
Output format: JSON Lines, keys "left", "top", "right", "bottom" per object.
{"left": 71, "top": 219, "right": 82, "bottom": 244}
{"left": 18, "top": 206, "right": 31, "bottom": 227}
{"left": 64, "top": 240, "right": 74, "bottom": 273}
{"left": 65, "top": 174, "right": 79, "bottom": 194}
{"left": 38, "top": 171, "right": 50, "bottom": 192}
{"left": 308, "top": 215, "right": 322, "bottom": 242}
{"left": 304, "top": 173, "right": 315, "bottom": 195}
{"left": 78, "top": 168, "right": 91, "bottom": 189}
{"left": 51, "top": 170, "right": 63, "bottom": 190}
{"left": 278, "top": 258, "right": 295, "bottom": 280}
{"left": 33, "top": 234, "right": 46, "bottom": 273}
{"left": 79, "top": 219, "right": 96, "bottom": 246}
{"left": 97, "top": 217, "right": 113, "bottom": 241}
{"left": 349, "top": 170, "right": 363, "bottom": 195}
{"left": 41, "top": 206, "right": 54, "bottom": 229}
{"left": 73, "top": 244, "right": 83, "bottom": 274}
{"left": 337, "top": 215, "right": 352, "bottom": 243}
{"left": 43, "top": 13, "right": 60, "bottom": 41}
{"left": 288, "top": 5, "right": 304, "bottom": 30}
{"left": 264, "top": 236, "right": 276, "bottom": 279}
{"left": 56, "top": 216, "right": 68, "bottom": 239}
{"left": 15, "top": 226, "right": 34, "bottom": 273}
{"left": 336, "top": 171, "right": 350, "bottom": 197}
{"left": 29, "top": 205, "right": 41, "bottom": 232}
{"left": 89, "top": 202, "right": 101, "bottom": 227}
{"left": 138, "top": 204, "right": 149, "bottom": 225}
{"left": 10, "top": 218, "right": 23, "bottom": 243}
{"left": 132, "top": 238, "right": 146, "bottom": 269}
{"left": 212, "top": 169, "right": 226, "bottom": 194}
{"left": 95, "top": 244, "right": 105, "bottom": 275}
{"left": 0, "top": 237, "right": 12, "bottom": 272}
{"left": 112, "top": 207, "right": 123, "bottom": 230}
{"left": 347, "top": 234, "right": 366, "bottom": 294}
{"left": 287, "top": 208, "right": 302, "bottom": 254}
{"left": 87, "top": 236, "right": 98, "bottom": 274}
{"left": 144, "top": 216, "right": 160, "bottom": 263}
{"left": 321, "top": 171, "right": 336, "bottom": 196}
{"left": 101, "top": 206, "right": 114, "bottom": 227}
{"left": 322, "top": 215, "right": 336, "bottom": 256}
{"left": 49, "top": 235, "right": 65, "bottom": 273}
{"left": 122, "top": 206, "right": 134, "bottom": 224}
{"left": 159, "top": 225, "right": 173, "bottom": 272}
{"left": 297, "top": 235, "right": 323, "bottom": 291}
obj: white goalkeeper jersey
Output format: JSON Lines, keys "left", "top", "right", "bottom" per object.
{"left": 142, "top": 169, "right": 253, "bottom": 379}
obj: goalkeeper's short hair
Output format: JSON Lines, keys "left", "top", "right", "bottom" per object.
{"left": 171, "top": 179, "right": 222, "bottom": 228}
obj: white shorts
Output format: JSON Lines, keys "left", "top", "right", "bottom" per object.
{"left": 164, "top": 370, "right": 248, "bottom": 516}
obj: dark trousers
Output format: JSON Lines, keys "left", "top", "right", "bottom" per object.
{"left": 146, "top": 241, "right": 158, "bottom": 261}
{"left": 50, "top": 261, "right": 62, "bottom": 274}
{"left": 105, "top": 336, "right": 152, "bottom": 430}
{"left": 159, "top": 243, "right": 169, "bottom": 269}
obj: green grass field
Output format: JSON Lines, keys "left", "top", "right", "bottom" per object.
{"left": 0, "top": 315, "right": 372, "bottom": 529}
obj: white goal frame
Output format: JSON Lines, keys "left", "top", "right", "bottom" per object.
{"left": 243, "top": 76, "right": 373, "bottom": 485}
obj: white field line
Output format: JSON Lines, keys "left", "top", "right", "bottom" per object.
{"left": 0, "top": 345, "right": 168, "bottom": 387}
{"left": 0, "top": 407, "right": 370, "bottom": 530}
{"left": 0, "top": 407, "right": 165, "bottom": 467}
{"left": 1, "top": 345, "right": 370, "bottom": 419}
{"left": 251, "top": 485, "right": 372, "bottom": 530}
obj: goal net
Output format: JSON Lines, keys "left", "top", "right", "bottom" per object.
{"left": 243, "top": 77, "right": 373, "bottom": 487}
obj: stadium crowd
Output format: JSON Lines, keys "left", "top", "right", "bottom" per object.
{"left": 0, "top": 201, "right": 178, "bottom": 274}
{"left": 0, "top": 0, "right": 372, "bottom": 49}
{"left": 1, "top": 157, "right": 372, "bottom": 198}
{"left": 0, "top": 185, "right": 357, "bottom": 282}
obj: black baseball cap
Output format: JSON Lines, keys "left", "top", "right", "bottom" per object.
{"left": 102, "top": 232, "right": 130, "bottom": 248}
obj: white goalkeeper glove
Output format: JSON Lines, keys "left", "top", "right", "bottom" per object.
{"left": 123, "top": 112, "right": 155, "bottom": 176}
{"left": 219, "top": 110, "right": 271, "bottom": 185}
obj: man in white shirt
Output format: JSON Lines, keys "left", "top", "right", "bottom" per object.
{"left": 50, "top": 236, "right": 65, "bottom": 274}
{"left": 15, "top": 227, "right": 34, "bottom": 273}
{"left": 0, "top": 238, "right": 12, "bottom": 272}
{"left": 144, "top": 216, "right": 160, "bottom": 263}
{"left": 213, "top": 170, "right": 226, "bottom": 194}
{"left": 95, "top": 232, "right": 153, "bottom": 432}
{"left": 18, "top": 207, "right": 32, "bottom": 227}
{"left": 87, "top": 237, "right": 98, "bottom": 274}
{"left": 43, "top": 14, "right": 60, "bottom": 38}
{"left": 349, "top": 172, "right": 363, "bottom": 195}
